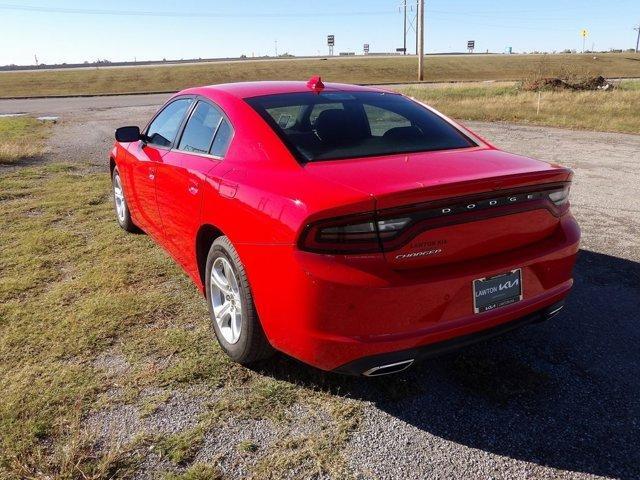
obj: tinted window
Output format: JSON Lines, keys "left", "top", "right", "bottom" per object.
{"left": 178, "top": 102, "right": 222, "bottom": 154}
{"left": 147, "top": 98, "right": 192, "bottom": 147}
{"left": 210, "top": 119, "right": 233, "bottom": 157}
{"left": 246, "top": 92, "right": 475, "bottom": 162}
{"left": 364, "top": 104, "right": 411, "bottom": 136}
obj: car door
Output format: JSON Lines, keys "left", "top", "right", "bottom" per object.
{"left": 128, "top": 97, "right": 193, "bottom": 238}
{"left": 156, "top": 99, "right": 234, "bottom": 277}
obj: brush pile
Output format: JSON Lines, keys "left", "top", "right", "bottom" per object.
{"left": 522, "top": 75, "right": 614, "bottom": 91}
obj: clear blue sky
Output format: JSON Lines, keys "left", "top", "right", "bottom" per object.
{"left": 0, "top": 0, "right": 638, "bottom": 65}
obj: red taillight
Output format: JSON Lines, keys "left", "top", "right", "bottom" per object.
{"left": 299, "top": 213, "right": 413, "bottom": 254}
{"left": 299, "top": 183, "right": 571, "bottom": 254}
{"left": 298, "top": 213, "right": 381, "bottom": 254}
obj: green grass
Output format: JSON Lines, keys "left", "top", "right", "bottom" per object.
{"left": 396, "top": 81, "right": 640, "bottom": 134}
{"left": 1, "top": 52, "right": 638, "bottom": 98}
{"left": 0, "top": 116, "right": 50, "bottom": 164}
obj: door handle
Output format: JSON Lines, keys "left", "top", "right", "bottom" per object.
{"left": 188, "top": 183, "right": 199, "bottom": 195}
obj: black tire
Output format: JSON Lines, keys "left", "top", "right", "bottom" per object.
{"left": 205, "top": 236, "right": 274, "bottom": 364}
{"left": 112, "top": 166, "right": 138, "bottom": 233}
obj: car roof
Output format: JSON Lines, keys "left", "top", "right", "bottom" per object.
{"left": 179, "top": 80, "right": 394, "bottom": 100}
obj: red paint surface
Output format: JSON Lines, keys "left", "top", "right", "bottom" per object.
{"left": 112, "top": 81, "right": 580, "bottom": 371}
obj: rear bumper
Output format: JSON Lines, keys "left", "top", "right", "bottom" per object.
{"left": 237, "top": 213, "right": 580, "bottom": 372}
{"left": 333, "top": 300, "right": 565, "bottom": 376}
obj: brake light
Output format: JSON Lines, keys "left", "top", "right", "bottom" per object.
{"left": 299, "top": 183, "right": 571, "bottom": 254}
{"left": 548, "top": 184, "right": 571, "bottom": 206}
{"left": 299, "top": 213, "right": 380, "bottom": 253}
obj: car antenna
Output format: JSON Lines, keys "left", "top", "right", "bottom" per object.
{"left": 306, "top": 75, "right": 325, "bottom": 92}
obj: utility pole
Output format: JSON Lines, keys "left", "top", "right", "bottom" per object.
{"left": 415, "top": 1, "right": 418, "bottom": 55}
{"left": 275, "top": 39, "right": 278, "bottom": 57}
{"left": 403, "top": 0, "right": 407, "bottom": 55}
{"left": 635, "top": 23, "right": 640, "bottom": 53}
{"left": 417, "top": 0, "right": 424, "bottom": 80}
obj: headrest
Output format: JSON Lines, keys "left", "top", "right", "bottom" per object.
{"left": 314, "top": 109, "right": 352, "bottom": 144}
{"left": 383, "top": 125, "right": 423, "bottom": 141}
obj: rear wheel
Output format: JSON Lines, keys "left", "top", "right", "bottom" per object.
{"left": 112, "top": 167, "right": 138, "bottom": 232}
{"left": 205, "top": 236, "right": 273, "bottom": 364}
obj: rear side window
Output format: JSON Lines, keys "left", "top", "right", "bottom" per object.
{"left": 178, "top": 102, "right": 223, "bottom": 154}
{"left": 147, "top": 98, "right": 192, "bottom": 148}
{"left": 210, "top": 119, "right": 232, "bottom": 157}
{"left": 246, "top": 91, "right": 475, "bottom": 162}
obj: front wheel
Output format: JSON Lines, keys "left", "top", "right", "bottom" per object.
{"left": 112, "top": 167, "right": 138, "bottom": 232}
{"left": 205, "top": 236, "right": 273, "bottom": 364}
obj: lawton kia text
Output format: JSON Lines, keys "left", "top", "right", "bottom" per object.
{"left": 110, "top": 77, "right": 579, "bottom": 376}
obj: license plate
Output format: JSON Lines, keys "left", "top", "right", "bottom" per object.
{"left": 473, "top": 269, "right": 522, "bottom": 314}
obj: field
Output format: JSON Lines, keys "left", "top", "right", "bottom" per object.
{"left": 0, "top": 86, "right": 639, "bottom": 478}
{"left": 1, "top": 52, "right": 639, "bottom": 98}
{"left": 0, "top": 117, "right": 361, "bottom": 477}
{"left": 396, "top": 80, "right": 640, "bottom": 134}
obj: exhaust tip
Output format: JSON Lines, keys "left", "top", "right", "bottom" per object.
{"left": 546, "top": 304, "right": 564, "bottom": 318}
{"left": 362, "top": 359, "right": 414, "bottom": 377}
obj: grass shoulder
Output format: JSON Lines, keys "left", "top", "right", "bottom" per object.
{"left": 0, "top": 116, "right": 50, "bottom": 164}
{"left": 397, "top": 80, "right": 640, "bottom": 134}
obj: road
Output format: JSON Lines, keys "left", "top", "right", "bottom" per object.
{"left": 3, "top": 95, "right": 639, "bottom": 479}
{"left": 0, "top": 93, "right": 173, "bottom": 116}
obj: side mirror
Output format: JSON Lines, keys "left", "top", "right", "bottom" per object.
{"left": 115, "top": 126, "right": 141, "bottom": 143}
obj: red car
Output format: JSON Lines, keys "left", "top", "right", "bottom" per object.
{"left": 110, "top": 78, "right": 579, "bottom": 376}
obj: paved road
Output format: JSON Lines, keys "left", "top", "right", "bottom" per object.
{"left": 0, "top": 93, "right": 173, "bottom": 116}
{"left": 7, "top": 96, "right": 640, "bottom": 479}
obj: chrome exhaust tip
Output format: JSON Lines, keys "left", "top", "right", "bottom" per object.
{"left": 546, "top": 304, "right": 564, "bottom": 318}
{"left": 362, "top": 359, "right": 415, "bottom": 377}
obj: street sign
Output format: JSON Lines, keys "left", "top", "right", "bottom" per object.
{"left": 396, "top": 47, "right": 406, "bottom": 53}
{"left": 327, "top": 35, "right": 335, "bottom": 46}
{"left": 364, "top": 43, "right": 370, "bottom": 54}
{"left": 580, "top": 29, "right": 589, "bottom": 52}
{"left": 467, "top": 40, "right": 475, "bottom": 53}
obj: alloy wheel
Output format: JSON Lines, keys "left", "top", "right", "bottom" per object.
{"left": 113, "top": 172, "right": 126, "bottom": 223}
{"left": 210, "top": 256, "right": 243, "bottom": 344}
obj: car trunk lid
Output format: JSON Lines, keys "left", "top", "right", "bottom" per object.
{"left": 305, "top": 147, "right": 572, "bottom": 268}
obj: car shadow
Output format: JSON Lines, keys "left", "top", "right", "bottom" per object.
{"left": 254, "top": 249, "right": 640, "bottom": 479}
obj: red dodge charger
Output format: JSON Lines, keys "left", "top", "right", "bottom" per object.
{"left": 110, "top": 78, "right": 580, "bottom": 376}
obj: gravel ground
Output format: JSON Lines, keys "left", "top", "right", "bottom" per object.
{"left": 3, "top": 95, "right": 638, "bottom": 479}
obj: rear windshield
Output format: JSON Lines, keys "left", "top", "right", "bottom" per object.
{"left": 245, "top": 91, "right": 475, "bottom": 162}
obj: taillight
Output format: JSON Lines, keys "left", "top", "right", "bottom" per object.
{"left": 299, "top": 213, "right": 380, "bottom": 253}
{"left": 547, "top": 184, "right": 571, "bottom": 206}
{"left": 299, "top": 183, "right": 571, "bottom": 254}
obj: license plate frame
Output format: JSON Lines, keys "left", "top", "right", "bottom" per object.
{"left": 473, "top": 269, "right": 523, "bottom": 314}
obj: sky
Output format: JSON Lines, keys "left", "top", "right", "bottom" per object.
{"left": 0, "top": 0, "right": 638, "bottom": 65}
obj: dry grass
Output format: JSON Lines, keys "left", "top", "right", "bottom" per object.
{"left": 396, "top": 80, "right": 640, "bottom": 134}
{"left": 0, "top": 147, "right": 363, "bottom": 477}
{"left": 0, "top": 117, "right": 50, "bottom": 164}
{"left": 0, "top": 53, "right": 638, "bottom": 98}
